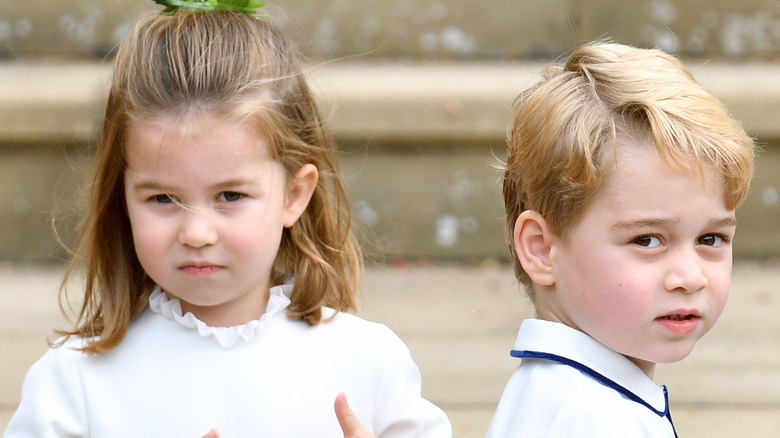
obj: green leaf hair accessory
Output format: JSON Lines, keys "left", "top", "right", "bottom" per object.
{"left": 153, "top": 0, "right": 266, "bottom": 17}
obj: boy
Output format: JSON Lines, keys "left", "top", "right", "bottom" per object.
{"left": 486, "top": 42, "right": 755, "bottom": 437}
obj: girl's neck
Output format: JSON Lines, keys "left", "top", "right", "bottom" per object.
{"left": 177, "top": 288, "right": 271, "bottom": 327}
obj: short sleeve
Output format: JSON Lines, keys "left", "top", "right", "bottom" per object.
{"left": 4, "top": 345, "right": 88, "bottom": 438}
{"left": 370, "top": 325, "right": 452, "bottom": 438}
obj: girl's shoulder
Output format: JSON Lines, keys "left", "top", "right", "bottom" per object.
{"left": 318, "top": 309, "right": 399, "bottom": 337}
{"left": 24, "top": 335, "right": 106, "bottom": 381}
{"left": 299, "top": 309, "right": 413, "bottom": 354}
{"left": 6, "top": 340, "right": 93, "bottom": 436}
{"left": 15, "top": 337, "right": 97, "bottom": 404}
{"left": 44, "top": 335, "right": 98, "bottom": 360}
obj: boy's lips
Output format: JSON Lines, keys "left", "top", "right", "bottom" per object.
{"left": 655, "top": 309, "right": 701, "bottom": 335}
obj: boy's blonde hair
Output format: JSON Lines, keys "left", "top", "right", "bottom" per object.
{"left": 503, "top": 42, "right": 755, "bottom": 293}
{"left": 59, "top": 11, "right": 361, "bottom": 353}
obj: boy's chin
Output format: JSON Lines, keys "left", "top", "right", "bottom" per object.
{"left": 638, "top": 348, "right": 698, "bottom": 367}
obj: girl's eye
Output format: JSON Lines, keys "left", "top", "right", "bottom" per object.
{"left": 632, "top": 235, "right": 662, "bottom": 248}
{"left": 698, "top": 234, "right": 724, "bottom": 246}
{"left": 219, "top": 191, "right": 243, "bottom": 202}
{"left": 154, "top": 194, "right": 174, "bottom": 204}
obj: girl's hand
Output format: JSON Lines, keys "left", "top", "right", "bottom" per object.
{"left": 199, "top": 395, "right": 374, "bottom": 438}
{"left": 335, "top": 393, "right": 376, "bottom": 438}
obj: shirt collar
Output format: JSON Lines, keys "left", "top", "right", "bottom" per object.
{"left": 511, "top": 318, "right": 668, "bottom": 413}
{"left": 148, "top": 284, "right": 293, "bottom": 348}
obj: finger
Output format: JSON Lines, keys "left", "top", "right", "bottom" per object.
{"left": 335, "top": 393, "right": 370, "bottom": 438}
{"left": 201, "top": 429, "right": 220, "bottom": 438}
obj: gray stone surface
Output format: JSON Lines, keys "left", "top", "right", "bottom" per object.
{"left": 580, "top": 0, "right": 780, "bottom": 59}
{"left": 2, "top": 2, "right": 780, "bottom": 263}
{"left": 344, "top": 139, "right": 780, "bottom": 262}
{"left": 2, "top": 262, "right": 780, "bottom": 436}
{"left": 2, "top": 61, "right": 780, "bottom": 262}
{"left": 3, "top": 0, "right": 780, "bottom": 60}
{"left": 0, "top": 146, "right": 89, "bottom": 262}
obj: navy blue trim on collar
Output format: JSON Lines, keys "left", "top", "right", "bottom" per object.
{"left": 511, "top": 350, "right": 678, "bottom": 437}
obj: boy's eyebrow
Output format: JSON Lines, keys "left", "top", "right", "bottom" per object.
{"left": 611, "top": 218, "right": 677, "bottom": 231}
{"left": 611, "top": 216, "right": 737, "bottom": 230}
{"left": 709, "top": 216, "right": 739, "bottom": 228}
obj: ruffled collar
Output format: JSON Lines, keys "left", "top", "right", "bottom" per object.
{"left": 148, "top": 284, "right": 293, "bottom": 348}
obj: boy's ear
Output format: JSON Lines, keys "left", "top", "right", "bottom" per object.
{"left": 513, "top": 210, "right": 555, "bottom": 286}
{"left": 283, "top": 163, "right": 318, "bottom": 228}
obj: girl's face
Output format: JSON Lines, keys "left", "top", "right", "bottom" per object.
{"left": 124, "top": 113, "right": 315, "bottom": 327}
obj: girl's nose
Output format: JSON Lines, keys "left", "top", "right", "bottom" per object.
{"left": 663, "top": 246, "right": 708, "bottom": 294}
{"left": 178, "top": 209, "right": 218, "bottom": 248}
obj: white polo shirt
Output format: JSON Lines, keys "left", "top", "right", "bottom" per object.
{"left": 486, "top": 319, "right": 678, "bottom": 437}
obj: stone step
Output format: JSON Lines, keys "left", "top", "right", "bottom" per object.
{"left": 1, "top": 61, "right": 779, "bottom": 262}
{"left": 3, "top": 0, "right": 780, "bottom": 60}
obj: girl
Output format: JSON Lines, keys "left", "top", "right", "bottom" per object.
{"left": 4, "top": 3, "right": 451, "bottom": 437}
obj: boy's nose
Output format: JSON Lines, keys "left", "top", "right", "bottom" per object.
{"left": 178, "top": 209, "right": 219, "bottom": 248}
{"left": 663, "top": 247, "right": 708, "bottom": 293}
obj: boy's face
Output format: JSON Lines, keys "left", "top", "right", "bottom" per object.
{"left": 538, "top": 138, "right": 735, "bottom": 376}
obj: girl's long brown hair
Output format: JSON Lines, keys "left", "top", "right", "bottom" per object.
{"left": 58, "top": 10, "right": 361, "bottom": 353}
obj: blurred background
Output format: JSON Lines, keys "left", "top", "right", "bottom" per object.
{"left": 1, "top": 0, "right": 780, "bottom": 263}
{"left": 1, "top": 0, "right": 780, "bottom": 436}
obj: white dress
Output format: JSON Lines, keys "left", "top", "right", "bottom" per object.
{"left": 486, "top": 319, "right": 678, "bottom": 437}
{"left": 5, "top": 285, "right": 452, "bottom": 438}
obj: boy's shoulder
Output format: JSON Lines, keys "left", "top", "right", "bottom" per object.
{"left": 490, "top": 357, "right": 673, "bottom": 437}
{"left": 488, "top": 319, "right": 675, "bottom": 437}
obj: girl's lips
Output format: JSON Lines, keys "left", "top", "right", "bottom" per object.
{"left": 179, "top": 264, "right": 223, "bottom": 276}
{"left": 655, "top": 311, "right": 701, "bottom": 335}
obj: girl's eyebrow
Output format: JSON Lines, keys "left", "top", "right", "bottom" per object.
{"left": 610, "top": 216, "right": 737, "bottom": 231}
{"left": 210, "top": 178, "right": 257, "bottom": 191}
{"left": 129, "top": 180, "right": 166, "bottom": 192}
{"left": 130, "top": 178, "right": 257, "bottom": 193}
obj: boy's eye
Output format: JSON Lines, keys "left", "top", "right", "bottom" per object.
{"left": 698, "top": 234, "right": 724, "bottom": 246}
{"left": 219, "top": 191, "right": 243, "bottom": 202}
{"left": 632, "top": 235, "right": 661, "bottom": 248}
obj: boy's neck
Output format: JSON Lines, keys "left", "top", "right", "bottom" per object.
{"left": 534, "top": 307, "right": 657, "bottom": 378}
{"left": 626, "top": 355, "right": 655, "bottom": 378}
